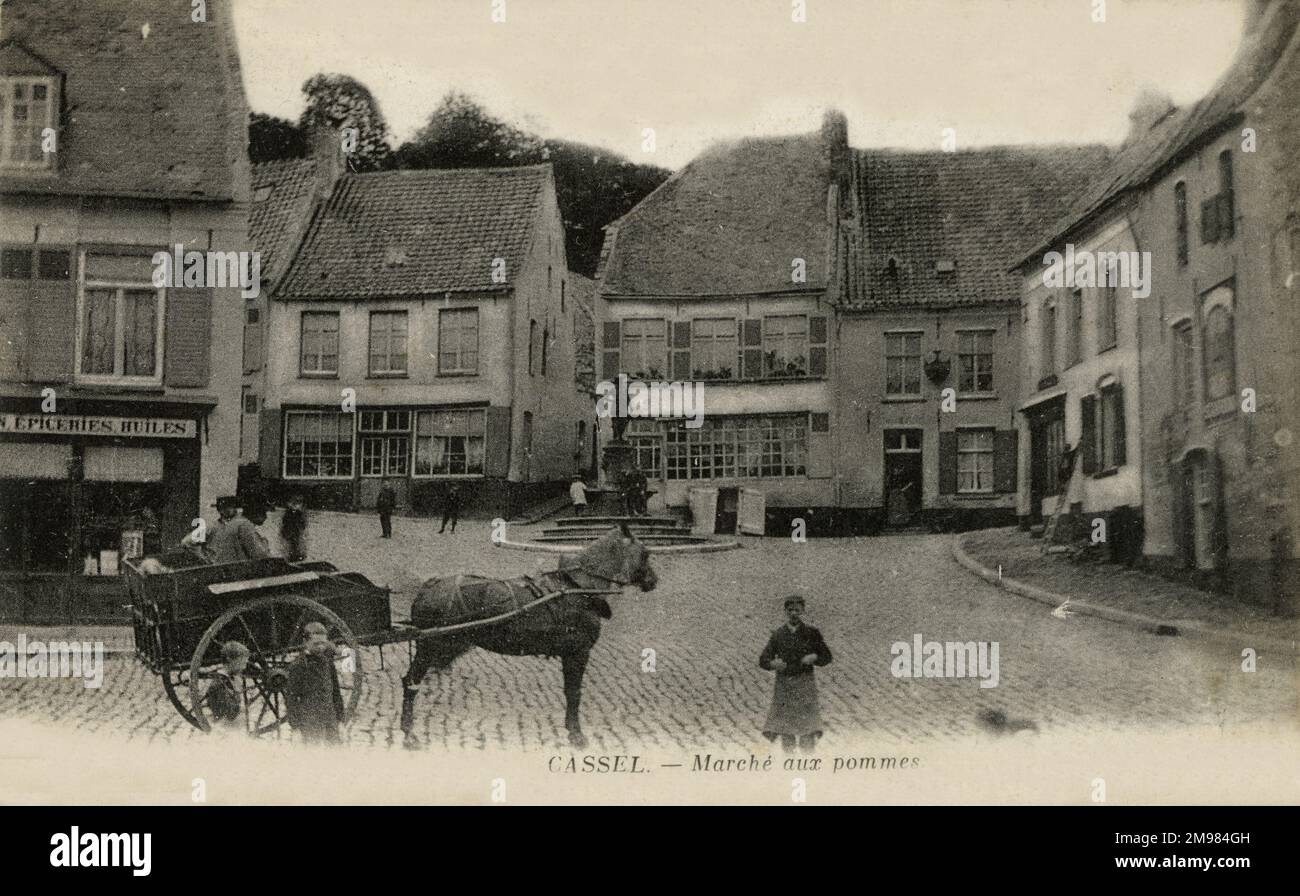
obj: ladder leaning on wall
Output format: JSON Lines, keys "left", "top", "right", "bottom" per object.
{"left": 1041, "top": 446, "right": 1080, "bottom": 551}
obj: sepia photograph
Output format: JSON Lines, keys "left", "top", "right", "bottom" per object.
{"left": 0, "top": 0, "right": 1297, "bottom": 852}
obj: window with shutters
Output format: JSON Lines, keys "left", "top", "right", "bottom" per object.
{"left": 956, "top": 428, "right": 994, "bottom": 494}
{"left": 621, "top": 318, "right": 667, "bottom": 379}
{"left": 1217, "top": 150, "right": 1235, "bottom": 239}
{"left": 885, "top": 331, "right": 923, "bottom": 396}
{"left": 957, "top": 329, "right": 995, "bottom": 392}
{"left": 300, "top": 311, "right": 339, "bottom": 376}
{"left": 1040, "top": 299, "right": 1056, "bottom": 377}
{"left": 413, "top": 408, "right": 485, "bottom": 476}
{"left": 763, "top": 315, "right": 808, "bottom": 378}
{"left": 691, "top": 317, "right": 735, "bottom": 380}
{"left": 1065, "top": 289, "right": 1083, "bottom": 367}
{"left": 1098, "top": 284, "right": 1118, "bottom": 351}
{"left": 1202, "top": 304, "right": 1235, "bottom": 401}
{"left": 368, "top": 311, "right": 408, "bottom": 376}
{"left": 76, "top": 252, "right": 164, "bottom": 385}
{"left": 1174, "top": 181, "right": 1189, "bottom": 265}
{"left": 1098, "top": 385, "right": 1126, "bottom": 470}
{"left": 243, "top": 307, "right": 262, "bottom": 374}
{"left": 1, "top": 77, "right": 57, "bottom": 170}
{"left": 284, "top": 410, "right": 354, "bottom": 479}
{"left": 359, "top": 410, "right": 411, "bottom": 477}
{"left": 438, "top": 307, "right": 478, "bottom": 375}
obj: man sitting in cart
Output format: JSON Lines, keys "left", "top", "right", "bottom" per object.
{"left": 207, "top": 641, "right": 250, "bottom": 733}
{"left": 285, "top": 622, "right": 345, "bottom": 745}
{"left": 181, "top": 496, "right": 270, "bottom": 564}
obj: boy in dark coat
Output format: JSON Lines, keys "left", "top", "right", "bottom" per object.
{"left": 439, "top": 483, "right": 462, "bottom": 534}
{"left": 279, "top": 492, "right": 308, "bottom": 562}
{"left": 285, "top": 622, "right": 344, "bottom": 744}
{"left": 759, "top": 594, "right": 832, "bottom": 752}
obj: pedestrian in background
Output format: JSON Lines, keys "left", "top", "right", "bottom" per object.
{"left": 439, "top": 482, "right": 462, "bottom": 534}
{"left": 285, "top": 622, "right": 344, "bottom": 745}
{"left": 376, "top": 479, "right": 396, "bottom": 538}
{"left": 570, "top": 475, "right": 588, "bottom": 516}
{"left": 759, "top": 594, "right": 833, "bottom": 753}
{"left": 280, "top": 492, "right": 309, "bottom": 561}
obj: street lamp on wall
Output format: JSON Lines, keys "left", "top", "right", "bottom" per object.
{"left": 923, "top": 349, "right": 951, "bottom": 385}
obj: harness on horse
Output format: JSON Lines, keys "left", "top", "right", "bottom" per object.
{"left": 411, "top": 572, "right": 620, "bottom": 636}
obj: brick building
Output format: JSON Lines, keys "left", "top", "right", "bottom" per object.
{"left": 0, "top": 0, "right": 249, "bottom": 620}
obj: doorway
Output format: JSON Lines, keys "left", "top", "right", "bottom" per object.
{"left": 1027, "top": 398, "right": 1065, "bottom": 523}
{"left": 883, "top": 429, "right": 923, "bottom": 526}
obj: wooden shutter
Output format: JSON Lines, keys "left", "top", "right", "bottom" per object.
{"left": 808, "top": 315, "right": 828, "bottom": 377}
{"left": 1112, "top": 385, "right": 1127, "bottom": 466}
{"left": 671, "top": 321, "right": 691, "bottom": 380}
{"left": 740, "top": 318, "right": 763, "bottom": 380}
{"left": 243, "top": 308, "right": 262, "bottom": 374}
{"left": 165, "top": 287, "right": 212, "bottom": 387}
{"left": 25, "top": 272, "right": 76, "bottom": 383}
{"left": 938, "top": 430, "right": 957, "bottom": 494}
{"left": 601, "top": 321, "right": 620, "bottom": 380}
{"left": 1218, "top": 190, "right": 1235, "bottom": 239}
{"left": 258, "top": 408, "right": 282, "bottom": 477}
{"left": 993, "top": 429, "right": 1018, "bottom": 493}
{"left": 484, "top": 405, "right": 513, "bottom": 477}
{"left": 1080, "top": 394, "right": 1097, "bottom": 474}
{"left": 808, "top": 412, "right": 832, "bottom": 478}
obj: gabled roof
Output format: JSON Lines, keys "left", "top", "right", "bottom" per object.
{"left": 1019, "top": 0, "right": 1300, "bottom": 265}
{"left": 847, "top": 145, "right": 1111, "bottom": 310}
{"left": 276, "top": 165, "right": 550, "bottom": 299}
{"left": 250, "top": 158, "right": 319, "bottom": 287}
{"left": 0, "top": 0, "right": 247, "bottom": 201}
{"left": 597, "top": 132, "right": 834, "bottom": 297}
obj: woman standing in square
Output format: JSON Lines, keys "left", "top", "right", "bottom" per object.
{"left": 759, "top": 594, "right": 833, "bottom": 752}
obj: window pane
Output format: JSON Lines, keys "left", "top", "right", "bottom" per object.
{"left": 81, "top": 289, "right": 116, "bottom": 374}
{"left": 122, "top": 290, "right": 157, "bottom": 376}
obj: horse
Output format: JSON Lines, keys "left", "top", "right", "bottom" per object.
{"left": 399, "top": 525, "right": 658, "bottom": 748}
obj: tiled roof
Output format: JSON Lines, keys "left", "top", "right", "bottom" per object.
{"left": 0, "top": 0, "right": 246, "bottom": 201}
{"left": 1020, "top": 0, "right": 1300, "bottom": 264}
{"left": 847, "top": 145, "right": 1112, "bottom": 309}
{"left": 277, "top": 166, "right": 549, "bottom": 299}
{"left": 597, "top": 133, "right": 833, "bottom": 296}
{"left": 250, "top": 159, "right": 319, "bottom": 287}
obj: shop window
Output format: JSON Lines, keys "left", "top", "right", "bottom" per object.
{"left": 359, "top": 410, "right": 411, "bottom": 477}
{"left": 284, "top": 410, "right": 354, "bottom": 479}
{"left": 627, "top": 419, "right": 663, "bottom": 478}
{"left": 414, "top": 408, "right": 486, "bottom": 476}
{"left": 665, "top": 415, "right": 806, "bottom": 480}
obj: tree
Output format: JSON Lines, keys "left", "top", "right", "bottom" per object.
{"left": 394, "top": 91, "right": 670, "bottom": 274}
{"left": 248, "top": 112, "right": 306, "bottom": 163}
{"left": 298, "top": 73, "right": 393, "bottom": 172}
{"left": 393, "top": 91, "right": 544, "bottom": 170}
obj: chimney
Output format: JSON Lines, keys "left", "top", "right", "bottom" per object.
{"left": 308, "top": 122, "right": 347, "bottom": 203}
{"left": 1124, "top": 87, "right": 1176, "bottom": 144}
{"left": 821, "top": 108, "right": 850, "bottom": 198}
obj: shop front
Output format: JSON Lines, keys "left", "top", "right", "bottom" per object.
{"left": 0, "top": 397, "right": 207, "bottom": 623}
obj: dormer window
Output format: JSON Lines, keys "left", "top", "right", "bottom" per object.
{"left": 1, "top": 76, "right": 57, "bottom": 170}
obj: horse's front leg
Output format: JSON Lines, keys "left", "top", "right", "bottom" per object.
{"left": 400, "top": 637, "right": 436, "bottom": 749}
{"left": 560, "top": 650, "right": 590, "bottom": 749}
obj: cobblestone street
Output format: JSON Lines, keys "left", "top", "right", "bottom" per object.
{"left": 1, "top": 511, "right": 1295, "bottom": 756}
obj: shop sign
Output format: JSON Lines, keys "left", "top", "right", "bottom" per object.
{"left": 0, "top": 414, "right": 196, "bottom": 439}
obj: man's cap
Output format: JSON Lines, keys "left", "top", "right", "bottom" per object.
{"left": 213, "top": 495, "right": 238, "bottom": 510}
{"left": 783, "top": 594, "right": 806, "bottom": 609}
{"left": 221, "top": 641, "right": 250, "bottom": 663}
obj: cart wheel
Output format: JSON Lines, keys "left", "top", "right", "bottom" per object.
{"left": 161, "top": 666, "right": 206, "bottom": 731}
{"left": 186, "top": 594, "right": 363, "bottom": 738}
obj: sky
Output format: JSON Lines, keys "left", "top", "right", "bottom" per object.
{"left": 233, "top": 0, "right": 1249, "bottom": 169}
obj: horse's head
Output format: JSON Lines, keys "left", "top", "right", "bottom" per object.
{"left": 561, "top": 523, "right": 658, "bottom": 592}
